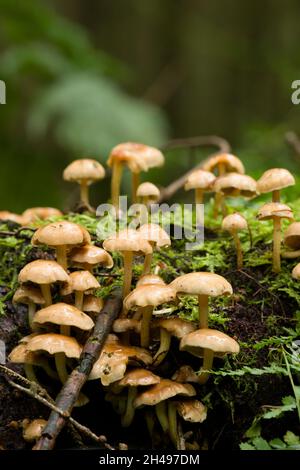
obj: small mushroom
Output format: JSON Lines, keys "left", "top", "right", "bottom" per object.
{"left": 136, "top": 182, "right": 160, "bottom": 207}
{"left": 69, "top": 244, "right": 113, "bottom": 272}
{"left": 111, "top": 369, "right": 161, "bottom": 427}
{"left": 222, "top": 213, "right": 248, "bottom": 269}
{"left": 22, "top": 207, "right": 62, "bottom": 225}
{"left": 136, "top": 274, "right": 166, "bottom": 287}
{"left": 282, "top": 222, "right": 300, "bottom": 258}
{"left": 107, "top": 142, "right": 164, "bottom": 210}
{"left": 168, "top": 400, "right": 207, "bottom": 447}
{"left": 8, "top": 343, "right": 58, "bottom": 382}
{"left": 0, "top": 211, "right": 25, "bottom": 224}
{"left": 138, "top": 224, "right": 171, "bottom": 274}
{"left": 180, "top": 328, "right": 240, "bottom": 384}
{"left": 113, "top": 318, "right": 141, "bottom": 335}
{"left": 257, "top": 202, "right": 293, "bottom": 273}
{"left": 172, "top": 365, "right": 200, "bottom": 384}
{"left": 292, "top": 263, "right": 300, "bottom": 280}
{"left": 257, "top": 168, "right": 295, "bottom": 202}
{"left": 32, "top": 220, "right": 91, "bottom": 270}
{"left": 22, "top": 419, "right": 47, "bottom": 443}
{"left": 82, "top": 295, "right": 104, "bottom": 316}
{"left": 61, "top": 270, "right": 100, "bottom": 310}
{"left": 152, "top": 318, "right": 197, "bottom": 366}
{"left": 13, "top": 286, "right": 45, "bottom": 330}
{"left": 18, "top": 260, "right": 69, "bottom": 307}
{"left": 63, "top": 158, "right": 105, "bottom": 207}
{"left": 213, "top": 173, "right": 257, "bottom": 216}
{"left": 103, "top": 229, "right": 152, "bottom": 299}
{"left": 124, "top": 284, "right": 177, "bottom": 348}
{"left": 170, "top": 272, "right": 233, "bottom": 329}
{"left": 184, "top": 169, "right": 216, "bottom": 206}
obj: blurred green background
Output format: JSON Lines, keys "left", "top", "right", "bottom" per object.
{"left": 1, "top": 0, "right": 300, "bottom": 212}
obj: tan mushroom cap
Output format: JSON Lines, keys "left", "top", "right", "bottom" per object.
{"left": 257, "top": 168, "right": 295, "bottom": 194}
{"left": 63, "top": 159, "right": 105, "bottom": 183}
{"left": 136, "top": 182, "right": 160, "bottom": 198}
{"left": 138, "top": 223, "right": 171, "bottom": 248}
{"left": 170, "top": 272, "right": 233, "bottom": 297}
{"left": 180, "top": 328, "right": 240, "bottom": 357}
{"left": 185, "top": 169, "right": 216, "bottom": 191}
{"left": 32, "top": 221, "right": 91, "bottom": 247}
{"left": 23, "top": 419, "right": 47, "bottom": 442}
{"left": 202, "top": 153, "right": 245, "bottom": 174}
{"left": 176, "top": 400, "right": 207, "bottom": 423}
{"left": 22, "top": 207, "right": 63, "bottom": 224}
{"left": 172, "top": 365, "right": 200, "bottom": 384}
{"left": 8, "top": 343, "right": 43, "bottom": 366}
{"left": 33, "top": 303, "right": 94, "bottom": 331}
{"left": 18, "top": 260, "right": 69, "bottom": 285}
{"left": 70, "top": 245, "right": 113, "bottom": 269}
{"left": 83, "top": 295, "right": 104, "bottom": 313}
{"left": 113, "top": 368, "right": 161, "bottom": 388}
{"left": 107, "top": 142, "right": 164, "bottom": 173}
{"left": 61, "top": 271, "right": 100, "bottom": 295}
{"left": 213, "top": 173, "right": 257, "bottom": 197}
{"left": 103, "top": 229, "right": 153, "bottom": 255}
{"left": 134, "top": 379, "right": 196, "bottom": 408}
{"left": 13, "top": 286, "right": 45, "bottom": 305}
{"left": 222, "top": 213, "right": 248, "bottom": 232}
{"left": 137, "top": 274, "right": 166, "bottom": 287}
{"left": 152, "top": 318, "right": 197, "bottom": 339}
{"left": 124, "top": 284, "right": 176, "bottom": 310}
{"left": 257, "top": 203, "right": 293, "bottom": 221}
{"left": 113, "top": 318, "right": 141, "bottom": 334}
{"left": 292, "top": 263, "right": 300, "bottom": 280}
{"left": 0, "top": 211, "right": 24, "bottom": 224}
{"left": 26, "top": 333, "right": 82, "bottom": 358}
{"left": 284, "top": 222, "right": 300, "bottom": 249}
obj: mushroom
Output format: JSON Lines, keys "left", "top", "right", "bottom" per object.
{"left": 180, "top": 328, "right": 240, "bottom": 384}
{"left": 8, "top": 343, "right": 58, "bottom": 382}
{"left": 60, "top": 270, "right": 100, "bottom": 310}
{"left": 292, "top": 263, "right": 300, "bottom": 280}
{"left": 103, "top": 229, "right": 152, "bottom": 299}
{"left": 152, "top": 318, "right": 197, "bottom": 366}
{"left": 184, "top": 169, "right": 215, "bottom": 207}
{"left": 22, "top": 419, "right": 47, "bottom": 443}
{"left": 22, "top": 207, "right": 63, "bottom": 225}
{"left": 170, "top": 272, "right": 233, "bottom": 329}
{"left": 33, "top": 302, "right": 94, "bottom": 336}
{"left": 32, "top": 221, "right": 91, "bottom": 270}
{"left": 136, "top": 182, "right": 160, "bottom": 207}
{"left": 134, "top": 379, "right": 196, "bottom": 445}
{"left": 63, "top": 158, "right": 105, "bottom": 207}
{"left": 0, "top": 211, "right": 25, "bottom": 224}
{"left": 82, "top": 295, "right": 104, "bottom": 316}
{"left": 282, "top": 222, "right": 300, "bottom": 258}
{"left": 69, "top": 244, "right": 113, "bottom": 272}
{"left": 124, "top": 284, "right": 177, "bottom": 348}
{"left": 25, "top": 333, "right": 82, "bottom": 384}
{"left": 111, "top": 369, "right": 161, "bottom": 427}
{"left": 13, "top": 286, "right": 45, "bottom": 330}
{"left": 168, "top": 400, "right": 207, "bottom": 447}
{"left": 213, "top": 173, "right": 257, "bottom": 216}
{"left": 138, "top": 223, "right": 171, "bottom": 274}
{"left": 107, "top": 142, "right": 164, "bottom": 211}
{"left": 202, "top": 153, "right": 245, "bottom": 216}
{"left": 18, "top": 260, "right": 69, "bottom": 307}
{"left": 172, "top": 365, "right": 200, "bottom": 384}
{"left": 113, "top": 318, "right": 141, "bottom": 335}
{"left": 222, "top": 213, "right": 248, "bottom": 269}
{"left": 136, "top": 274, "right": 166, "bottom": 287}
{"left": 257, "top": 168, "right": 295, "bottom": 203}
{"left": 257, "top": 202, "right": 293, "bottom": 273}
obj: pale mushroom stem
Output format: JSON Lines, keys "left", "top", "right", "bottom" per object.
{"left": 131, "top": 172, "right": 140, "bottom": 204}
{"left": 40, "top": 284, "right": 52, "bottom": 307}
{"left": 121, "top": 387, "right": 137, "bottom": 427}
{"left": 153, "top": 328, "right": 171, "bottom": 366}
{"left": 122, "top": 251, "right": 134, "bottom": 300}
{"left": 75, "top": 291, "right": 84, "bottom": 311}
{"left": 213, "top": 162, "right": 226, "bottom": 217}
{"left": 232, "top": 231, "right": 243, "bottom": 269}
{"left": 24, "top": 364, "right": 39, "bottom": 383}
{"left": 28, "top": 301, "right": 37, "bottom": 330}
{"left": 168, "top": 401, "right": 179, "bottom": 448}
{"left": 145, "top": 410, "right": 155, "bottom": 442}
{"left": 111, "top": 161, "right": 124, "bottom": 211}
{"left": 60, "top": 325, "right": 71, "bottom": 336}
{"left": 273, "top": 216, "right": 282, "bottom": 273}
{"left": 142, "top": 196, "right": 150, "bottom": 208}
{"left": 198, "top": 294, "right": 209, "bottom": 329}
{"left": 198, "top": 348, "right": 214, "bottom": 384}
{"left": 195, "top": 188, "right": 203, "bottom": 205}
{"left": 54, "top": 352, "right": 69, "bottom": 384}
{"left": 155, "top": 401, "right": 169, "bottom": 433}
{"left": 56, "top": 246, "right": 68, "bottom": 271}
{"left": 143, "top": 253, "right": 153, "bottom": 275}
{"left": 80, "top": 180, "right": 89, "bottom": 206}
{"left": 195, "top": 189, "right": 204, "bottom": 226}
{"left": 272, "top": 190, "right": 280, "bottom": 203}
{"left": 140, "top": 305, "right": 154, "bottom": 348}
{"left": 40, "top": 360, "right": 59, "bottom": 380}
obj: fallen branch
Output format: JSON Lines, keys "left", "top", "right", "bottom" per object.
{"left": 159, "top": 135, "right": 231, "bottom": 202}
{"left": 33, "top": 287, "right": 123, "bottom": 450}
